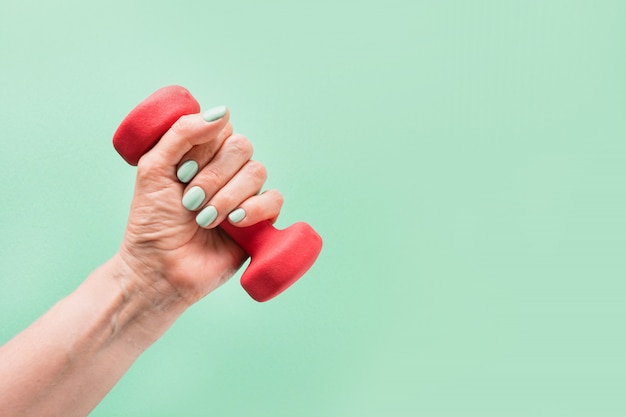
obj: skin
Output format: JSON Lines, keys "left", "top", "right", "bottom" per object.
{"left": 0, "top": 109, "right": 283, "bottom": 417}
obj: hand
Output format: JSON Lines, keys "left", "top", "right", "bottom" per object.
{"left": 117, "top": 108, "right": 283, "bottom": 305}
{"left": 0, "top": 107, "right": 286, "bottom": 417}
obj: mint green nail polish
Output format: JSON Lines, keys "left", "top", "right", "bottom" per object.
{"left": 196, "top": 206, "right": 218, "bottom": 227}
{"left": 228, "top": 208, "right": 246, "bottom": 223}
{"left": 202, "top": 105, "right": 227, "bottom": 122}
{"left": 182, "top": 186, "right": 205, "bottom": 211}
{"left": 177, "top": 160, "right": 198, "bottom": 183}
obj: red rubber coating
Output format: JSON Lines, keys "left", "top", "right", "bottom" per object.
{"left": 221, "top": 221, "right": 322, "bottom": 302}
{"left": 113, "top": 86, "right": 201, "bottom": 165}
{"left": 112, "top": 85, "right": 323, "bottom": 302}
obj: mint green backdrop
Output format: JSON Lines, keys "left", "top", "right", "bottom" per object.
{"left": 1, "top": 1, "right": 625, "bottom": 416}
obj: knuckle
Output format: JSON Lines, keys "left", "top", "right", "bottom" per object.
{"left": 247, "top": 160, "right": 267, "bottom": 181}
{"left": 200, "top": 168, "right": 222, "bottom": 187}
{"left": 217, "top": 189, "right": 237, "bottom": 206}
{"left": 135, "top": 163, "right": 151, "bottom": 182}
{"left": 271, "top": 189, "right": 284, "bottom": 209}
{"left": 135, "top": 156, "right": 168, "bottom": 186}
{"left": 136, "top": 155, "right": 158, "bottom": 177}
{"left": 220, "top": 123, "right": 234, "bottom": 140}
{"left": 275, "top": 190, "right": 285, "bottom": 206}
{"left": 262, "top": 189, "right": 283, "bottom": 211}
{"left": 227, "top": 134, "right": 253, "bottom": 158}
{"left": 170, "top": 114, "right": 196, "bottom": 136}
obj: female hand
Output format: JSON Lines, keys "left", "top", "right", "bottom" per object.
{"left": 117, "top": 108, "right": 283, "bottom": 306}
{"left": 0, "top": 106, "right": 285, "bottom": 417}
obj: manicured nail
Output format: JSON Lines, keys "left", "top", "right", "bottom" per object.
{"left": 182, "top": 186, "right": 205, "bottom": 211}
{"left": 196, "top": 205, "right": 218, "bottom": 227}
{"left": 177, "top": 160, "right": 199, "bottom": 183}
{"left": 228, "top": 208, "right": 246, "bottom": 223}
{"left": 202, "top": 105, "right": 227, "bottom": 122}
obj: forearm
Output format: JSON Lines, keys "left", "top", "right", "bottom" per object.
{"left": 0, "top": 254, "right": 189, "bottom": 417}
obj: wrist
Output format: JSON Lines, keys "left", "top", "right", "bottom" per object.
{"left": 94, "top": 253, "right": 190, "bottom": 350}
{"left": 0, "top": 255, "right": 191, "bottom": 417}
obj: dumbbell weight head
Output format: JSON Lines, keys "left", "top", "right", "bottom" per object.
{"left": 113, "top": 85, "right": 200, "bottom": 166}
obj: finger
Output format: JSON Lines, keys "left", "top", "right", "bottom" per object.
{"left": 194, "top": 160, "right": 267, "bottom": 228}
{"left": 225, "top": 189, "right": 284, "bottom": 228}
{"left": 175, "top": 122, "right": 234, "bottom": 184}
{"left": 141, "top": 106, "right": 230, "bottom": 170}
{"left": 180, "top": 134, "right": 254, "bottom": 212}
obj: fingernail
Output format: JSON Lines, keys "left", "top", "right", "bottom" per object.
{"left": 228, "top": 208, "right": 246, "bottom": 223}
{"left": 182, "top": 186, "right": 205, "bottom": 211}
{"left": 177, "top": 160, "right": 199, "bottom": 183}
{"left": 196, "top": 205, "right": 218, "bottom": 227}
{"left": 202, "top": 105, "right": 227, "bottom": 122}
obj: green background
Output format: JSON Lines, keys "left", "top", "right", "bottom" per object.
{"left": 1, "top": 0, "right": 625, "bottom": 416}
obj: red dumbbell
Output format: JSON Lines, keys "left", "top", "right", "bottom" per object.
{"left": 113, "top": 86, "right": 322, "bottom": 302}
